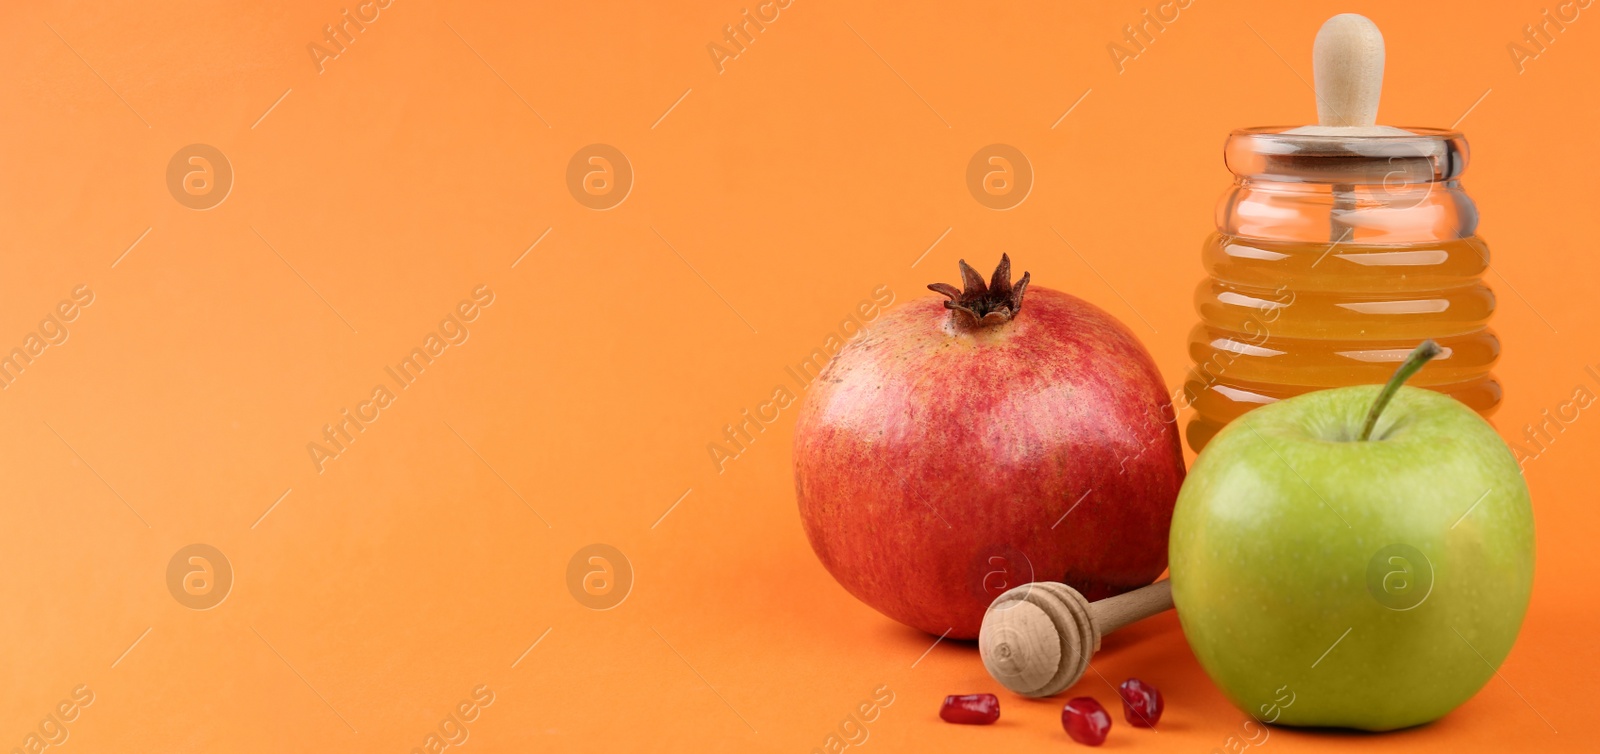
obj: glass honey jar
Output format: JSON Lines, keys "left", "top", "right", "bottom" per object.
{"left": 1183, "top": 16, "right": 1498, "bottom": 450}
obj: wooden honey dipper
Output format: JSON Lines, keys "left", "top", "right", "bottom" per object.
{"left": 978, "top": 580, "right": 1173, "bottom": 697}
{"left": 1283, "top": 13, "right": 1411, "bottom": 138}
{"left": 1276, "top": 14, "right": 1441, "bottom": 243}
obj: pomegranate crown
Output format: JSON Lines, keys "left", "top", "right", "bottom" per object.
{"left": 928, "top": 254, "right": 1031, "bottom": 326}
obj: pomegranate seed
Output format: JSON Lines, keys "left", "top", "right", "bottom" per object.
{"left": 1118, "top": 678, "right": 1164, "bottom": 728}
{"left": 939, "top": 694, "right": 1000, "bottom": 725}
{"left": 1061, "top": 697, "right": 1111, "bottom": 746}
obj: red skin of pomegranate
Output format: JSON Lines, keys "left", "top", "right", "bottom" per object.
{"left": 793, "top": 284, "right": 1184, "bottom": 638}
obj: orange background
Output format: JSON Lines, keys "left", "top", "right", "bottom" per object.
{"left": 1, "top": 0, "right": 1596, "bottom": 751}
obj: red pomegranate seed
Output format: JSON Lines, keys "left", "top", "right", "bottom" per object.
{"left": 1118, "top": 677, "right": 1164, "bottom": 728}
{"left": 1061, "top": 697, "right": 1111, "bottom": 745}
{"left": 939, "top": 694, "right": 1000, "bottom": 725}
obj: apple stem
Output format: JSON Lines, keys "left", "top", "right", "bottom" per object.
{"left": 1357, "top": 340, "right": 1443, "bottom": 441}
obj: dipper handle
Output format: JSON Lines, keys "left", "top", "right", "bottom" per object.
{"left": 1313, "top": 14, "right": 1384, "bottom": 128}
{"left": 978, "top": 580, "right": 1174, "bottom": 698}
{"left": 1088, "top": 579, "right": 1174, "bottom": 636}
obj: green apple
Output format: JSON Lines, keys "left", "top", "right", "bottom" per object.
{"left": 1170, "top": 342, "right": 1535, "bottom": 731}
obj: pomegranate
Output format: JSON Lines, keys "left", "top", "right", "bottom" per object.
{"left": 793, "top": 256, "right": 1183, "bottom": 638}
